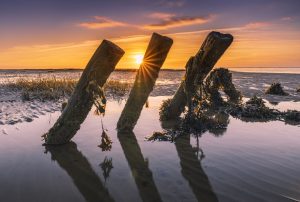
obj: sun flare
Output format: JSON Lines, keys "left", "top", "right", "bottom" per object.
{"left": 134, "top": 54, "right": 144, "bottom": 65}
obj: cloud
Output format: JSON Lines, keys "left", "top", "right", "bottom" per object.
{"left": 78, "top": 16, "right": 127, "bottom": 29}
{"left": 158, "top": 0, "right": 186, "bottom": 8}
{"left": 243, "top": 22, "right": 270, "bottom": 29}
{"left": 148, "top": 12, "right": 175, "bottom": 19}
{"left": 143, "top": 15, "right": 212, "bottom": 30}
{"left": 281, "top": 16, "right": 293, "bottom": 21}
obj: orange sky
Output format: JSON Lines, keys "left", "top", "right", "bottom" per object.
{"left": 1, "top": 27, "right": 299, "bottom": 69}
{"left": 0, "top": 1, "right": 300, "bottom": 69}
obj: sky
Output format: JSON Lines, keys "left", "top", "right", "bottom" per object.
{"left": 0, "top": 0, "right": 300, "bottom": 69}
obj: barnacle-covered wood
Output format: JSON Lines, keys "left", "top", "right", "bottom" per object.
{"left": 117, "top": 33, "right": 173, "bottom": 132}
{"left": 160, "top": 31, "right": 233, "bottom": 120}
{"left": 44, "top": 40, "right": 125, "bottom": 145}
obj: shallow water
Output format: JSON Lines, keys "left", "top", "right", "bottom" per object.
{"left": 0, "top": 96, "right": 300, "bottom": 202}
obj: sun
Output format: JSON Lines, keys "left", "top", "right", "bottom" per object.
{"left": 134, "top": 54, "right": 144, "bottom": 65}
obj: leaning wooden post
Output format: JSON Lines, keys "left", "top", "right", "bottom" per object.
{"left": 44, "top": 40, "right": 125, "bottom": 145}
{"left": 117, "top": 33, "right": 173, "bottom": 132}
{"left": 160, "top": 32, "right": 233, "bottom": 120}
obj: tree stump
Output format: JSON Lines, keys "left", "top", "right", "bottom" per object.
{"left": 117, "top": 33, "right": 173, "bottom": 132}
{"left": 160, "top": 32, "right": 233, "bottom": 120}
{"left": 44, "top": 40, "right": 125, "bottom": 145}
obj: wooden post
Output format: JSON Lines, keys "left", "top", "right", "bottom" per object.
{"left": 117, "top": 33, "right": 173, "bottom": 132}
{"left": 118, "top": 132, "right": 162, "bottom": 202}
{"left": 45, "top": 142, "right": 114, "bottom": 202}
{"left": 44, "top": 40, "right": 125, "bottom": 145}
{"left": 160, "top": 32, "right": 233, "bottom": 120}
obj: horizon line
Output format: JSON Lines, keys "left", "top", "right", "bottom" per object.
{"left": 1, "top": 67, "right": 300, "bottom": 71}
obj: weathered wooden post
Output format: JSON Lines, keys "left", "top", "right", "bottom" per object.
{"left": 117, "top": 33, "right": 173, "bottom": 132}
{"left": 46, "top": 142, "right": 114, "bottom": 202}
{"left": 44, "top": 40, "right": 125, "bottom": 145}
{"left": 160, "top": 32, "right": 233, "bottom": 120}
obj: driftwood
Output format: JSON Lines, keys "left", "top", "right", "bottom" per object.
{"left": 117, "top": 33, "right": 173, "bottom": 132}
{"left": 44, "top": 40, "right": 125, "bottom": 145}
{"left": 45, "top": 142, "right": 114, "bottom": 202}
{"left": 160, "top": 32, "right": 233, "bottom": 120}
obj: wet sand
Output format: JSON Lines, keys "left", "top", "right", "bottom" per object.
{"left": 1, "top": 70, "right": 300, "bottom": 126}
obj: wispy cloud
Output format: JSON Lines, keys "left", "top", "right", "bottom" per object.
{"left": 243, "top": 22, "right": 271, "bottom": 30}
{"left": 157, "top": 0, "right": 186, "bottom": 8}
{"left": 281, "top": 16, "right": 293, "bottom": 21}
{"left": 143, "top": 15, "right": 212, "bottom": 30}
{"left": 148, "top": 12, "right": 176, "bottom": 19}
{"left": 78, "top": 16, "right": 127, "bottom": 29}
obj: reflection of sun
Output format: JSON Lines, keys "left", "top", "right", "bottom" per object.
{"left": 134, "top": 54, "right": 144, "bottom": 65}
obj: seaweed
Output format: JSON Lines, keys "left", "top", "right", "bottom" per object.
{"left": 283, "top": 110, "right": 300, "bottom": 125}
{"left": 156, "top": 67, "right": 300, "bottom": 142}
{"left": 87, "top": 80, "right": 106, "bottom": 116}
{"left": 146, "top": 131, "right": 175, "bottom": 142}
{"left": 265, "top": 83, "right": 288, "bottom": 96}
{"left": 159, "top": 99, "right": 173, "bottom": 121}
{"left": 204, "top": 68, "right": 242, "bottom": 107}
{"left": 99, "top": 157, "right": 113, "bottom": 182}
{"left": 98, "top": 129, "right": 113, "bottom": 151}
{"left": 98, "top": 120, "right": 112, "bottom": 151}
{"left": 229, "top": 96, "right": 280, "bottom": 120}
{"left": 183, "top": 109, "right": 229, "bottom": 135}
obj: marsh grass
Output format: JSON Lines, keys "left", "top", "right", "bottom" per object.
{"left": 104, "top": 80, "right": 131, "bottom": 97}
{"left": 6, "top": 77, "right": 132, "bottom": 101}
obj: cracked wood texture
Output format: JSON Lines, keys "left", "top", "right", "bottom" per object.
{"left": 160, "top": 31, "right": 233, "bottom": 120}
{"left": 44, "top": 40, "right": 124, "bottom": 145}
{"left": 117, "top": 33, "right": 173, "bottom": 132}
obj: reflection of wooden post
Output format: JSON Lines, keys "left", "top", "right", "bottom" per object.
{"left": 118, "top": 132, "right": 162, "bottom": 202}
{"left": 44, "top": 40, "right": 124, "bottom": 145}
{"left": 175, "top": 135, "right": 218, "bottom": 202}
{"left": 161, "top": 32, "right": 233, "bottom": 120}
{"left": 46, "top": 142, "right": 114, "bottom": 202}
{"left": 117, "top": 33, "right": 173, "bottom": 132}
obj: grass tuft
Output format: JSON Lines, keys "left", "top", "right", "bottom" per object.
{"left": 6, "top": 77, "right": 131, "bottom": 101}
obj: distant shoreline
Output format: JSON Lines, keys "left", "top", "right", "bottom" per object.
{"left": 0, "top": 68, "right": 185, "bottom": 72}
{"left": 1, "top": 67, "right": 300, "bottom": 74}
{"left": 1, "top": 67, "right": 300, "bottom": 70}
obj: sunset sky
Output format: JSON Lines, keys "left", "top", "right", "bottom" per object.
{"left": 0, "top": 0, "right": 300, "bottom": 69}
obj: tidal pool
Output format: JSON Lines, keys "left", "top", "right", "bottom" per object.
{"left": 0, "top": 96, "right": 299, "bottom": 202}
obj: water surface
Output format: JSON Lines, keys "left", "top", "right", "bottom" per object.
{"left": 0, "top": 96, "right": 299, "bottom": 202}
